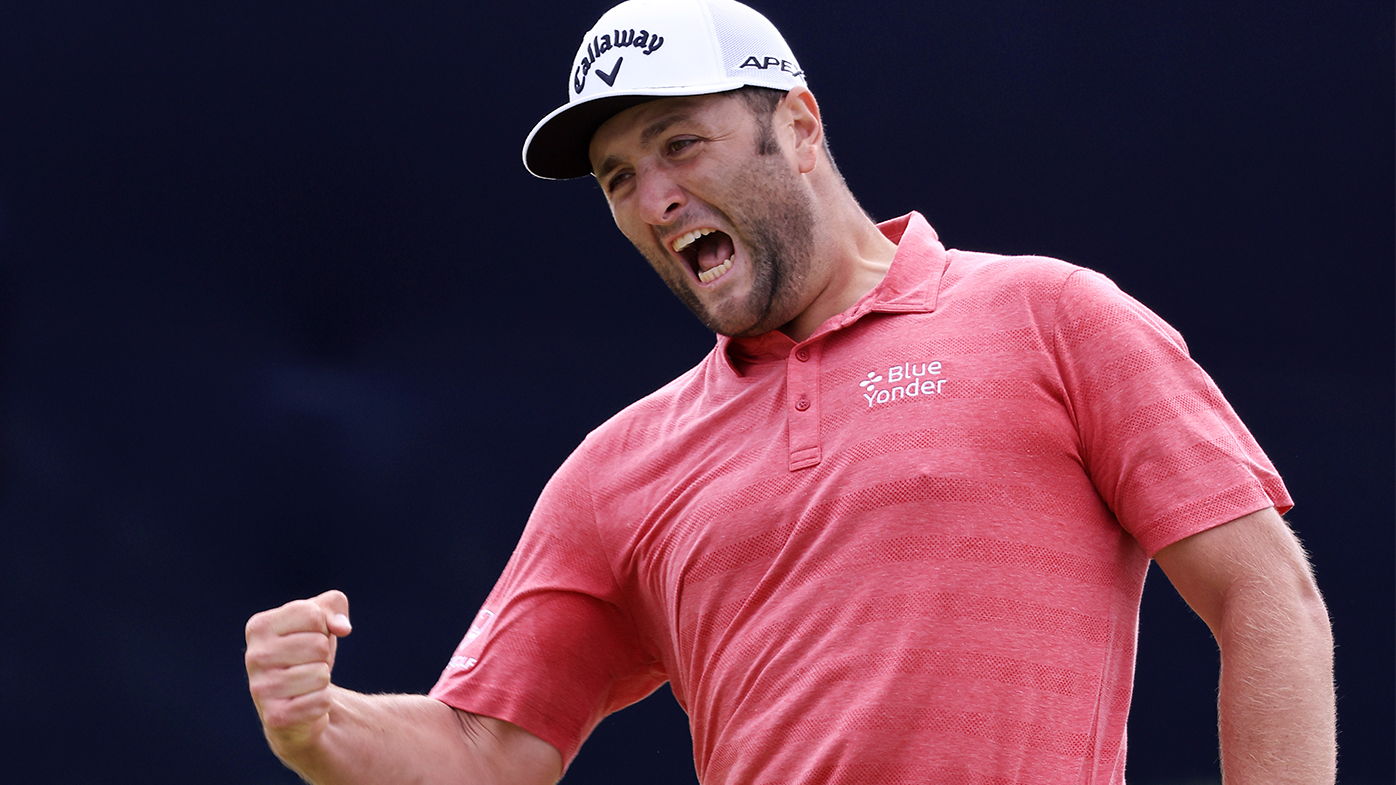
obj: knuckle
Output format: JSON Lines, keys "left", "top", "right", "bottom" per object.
{"left": 320, "top": 589, "right": 348, "bottom": 606}
{"left": 244, "top": 612, "right": 270, "bottom": 641}
{"left": 244, "top": 644, "right": 278, "bottom": 673}
{"left": 284, "top": 598, "right": 318, "bottom": 617}
{"left": 261, "top": 702, "right": 298, "bottom": 730}
{"left": 307, "top": 665, "right": 332, "bottom": 691}
{"left": 246, "top": 672, "right": 274, "bottom": 699}
{"left": 264, "top": 692, "right": 329, "bottom": 731}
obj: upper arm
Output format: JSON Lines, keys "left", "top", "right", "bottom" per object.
{"left": 1152, "top": 507, "right": 1324, "bottom": 639}
{"left": 1048, "top": 270, "right": 1293, "bottom": 556}
{"left": 455, "top": 711, "right": 563, "bottom": 785}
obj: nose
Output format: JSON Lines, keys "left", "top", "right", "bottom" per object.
{"left": 635, "top": 162, "right": 685, "bottom": 226}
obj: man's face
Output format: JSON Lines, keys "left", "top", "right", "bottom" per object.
{"left": 588, "top": 92, "right": 818, "bottom": 338}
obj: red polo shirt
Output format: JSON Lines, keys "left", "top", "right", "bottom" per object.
{"left": 430, "top": 212, "right": 1290, "bottom": 784}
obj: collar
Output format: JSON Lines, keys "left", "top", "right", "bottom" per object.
{"left": 717, "top": 211, "right": 948, "bottom": 376}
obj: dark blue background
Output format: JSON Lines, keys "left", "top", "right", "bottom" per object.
{"left": 1, "top": 2, "right": 1390, "bottom": 783}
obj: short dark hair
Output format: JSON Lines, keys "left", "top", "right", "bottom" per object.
{"left": 733, "top": 86, "right": 787, "bottom": 123}
{"left": 729, "top": 86, "right": 841, "bottom": 178}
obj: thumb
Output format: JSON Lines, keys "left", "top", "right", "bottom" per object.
{"left": 312, "top": 589, "right": 352, "bottom": 638}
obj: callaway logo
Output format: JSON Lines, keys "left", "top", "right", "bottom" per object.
{"left": 859, "top": 361, "right": 947, "bottom": 408}
{"left": 596, "top": 57, "right": 623, "bottom": 87}
{"left": 574, "top": 29, "right": 665, "bottom": 93}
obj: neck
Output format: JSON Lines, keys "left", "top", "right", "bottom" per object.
{"left": 778, "top": 187, "right": 898, "bottom": 342}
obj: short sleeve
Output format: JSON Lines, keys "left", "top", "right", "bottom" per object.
{"left": 1051, "top": 269, "right": 1292, "bottom": 556}
{"left": 428, "top": 443, "right": 668, "bottom": 768}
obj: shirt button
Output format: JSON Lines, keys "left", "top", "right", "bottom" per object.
{"left": 795, "top": 348, "right": 810, "bottom": 362}
{"left": 795, "top": 398, "right": 810, "bottom": 411}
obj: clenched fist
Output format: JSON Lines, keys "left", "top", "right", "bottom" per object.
{"left": 245, "top": 590, "right": 354, "bottom": 754}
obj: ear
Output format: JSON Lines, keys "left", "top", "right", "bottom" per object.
{"left": 781, "top": 87, "right": 824, "bottom": 174}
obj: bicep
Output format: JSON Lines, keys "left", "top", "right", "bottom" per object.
{"left": 1152, "top": 507, "right": 1321, "bottom": 638}
{"left": 456, "top": 711, "right": 564, "bottom": 785}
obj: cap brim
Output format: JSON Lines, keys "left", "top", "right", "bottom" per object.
{"left": 522, "top": 81, "right": 748, "bottom": 180}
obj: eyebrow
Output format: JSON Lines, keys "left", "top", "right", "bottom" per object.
{"left": 593, "top": 112, "right": 694, "bottom": 180}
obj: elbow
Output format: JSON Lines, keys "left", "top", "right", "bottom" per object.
{"left": 1217, "top": 564, "right": 1333, "bottom": 666}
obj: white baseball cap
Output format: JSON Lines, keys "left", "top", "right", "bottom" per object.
{"left": 523, "top": 0, "right": 807, "bottom": 180}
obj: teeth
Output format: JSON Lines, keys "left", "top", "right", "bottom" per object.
{"left": 672, "top": 227, "right": 714, "bottom": 252}
{"left": 697, "top": 256, "right": 734, "bottom": 284}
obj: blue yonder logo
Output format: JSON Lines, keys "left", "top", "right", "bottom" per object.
{"left": 860, "top": 361, "right": 948, "bottom": 408}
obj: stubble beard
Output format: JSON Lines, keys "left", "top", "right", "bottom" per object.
{"left": 640, "top": 155, "right": 818, "bottom": 338}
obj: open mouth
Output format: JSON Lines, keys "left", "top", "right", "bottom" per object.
{"left": 672, "top": 227, "right": 735, "bottom": 284}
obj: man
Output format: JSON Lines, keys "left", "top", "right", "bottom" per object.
{"left": 244, "top": 1, "right": 1335, "bottom": 782}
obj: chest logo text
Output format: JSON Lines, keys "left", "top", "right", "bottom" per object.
{"left": 859, "top": 361, "right": 947, "bottom": 408}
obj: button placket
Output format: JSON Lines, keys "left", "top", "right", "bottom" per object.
{"left": 786, "top": 341, "right": 822, "bottom": 470}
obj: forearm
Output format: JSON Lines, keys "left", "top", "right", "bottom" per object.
{"left": 271, "top": 688, "right": 560, "bottom": 785}
{"left": 1215, "top": 574, "right": 1336, "bottom": 783}
{"left": 1155, "top": 509, "right": 1338, "bottom": 784}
